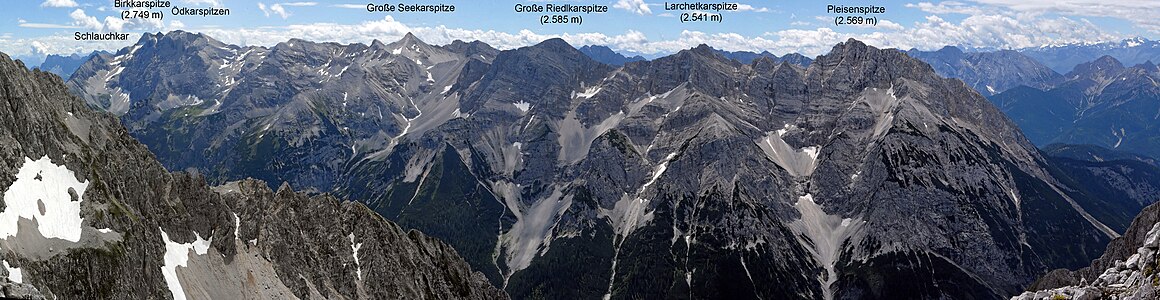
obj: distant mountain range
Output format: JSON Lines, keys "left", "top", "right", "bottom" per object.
{"left": 577, "top": 45, "right": 813, "bottom": 68}
{"left": 60, "top": 30, "right": 1160, "bottom": 299}
{"left": 989, "top": 55, "right": 1160, "bottom": 159}
{"left": 712, "top": 49, "right": 813, "bottom": 66}
{"left": 36, "top": 51, "right": 104, "bottom": 79}
{"left": 1019, "top": 37, "right": 1160, "bottom": 74}
{"left": 578, "top": 45, "right": 645, "bottom": 66}
{"left": 907, "top": 46, "right": 1061, "bottom": 96}
{"left": 1042, "top": 144, "right": 1158, "bottom": 168}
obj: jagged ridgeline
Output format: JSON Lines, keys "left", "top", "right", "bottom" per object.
{"left": 0, "top": 53, "right": 504, "bottom": 299}
{"left": 66, "top": 31, "right": 1160, "bottom": 299}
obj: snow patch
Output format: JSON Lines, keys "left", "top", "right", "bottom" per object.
{"left": 1113, "top": 127, "right": 1125, "bottom": 148}
{"left": 636, "top": 151, "right": 678, "bottom": 202}
{"left": 576, "top": 86, "right": 602, "bottom": 98}
{"left": 513, "top": 101, "right": 530, "bottom": 113}
{"left": 349, "top": 233, "right": 363, "bottom": 281}
{"left": 3, "top": 260, "right": 21, "bottom": 283}
{"left": 0, "top": 156, "right": 90, "bottom": 242}
{"left": 159, "top": 228, "right": 213, "bottom": 300}
{"left": 233, "top": 213, "right": 241, "bottom": 239}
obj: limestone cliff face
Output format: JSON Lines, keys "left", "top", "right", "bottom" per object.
{"left": 0, "top": 52, "right": 505, "bottom": 299}
{"left": 64, "top": 31, "right": 1160, "bottom": 299}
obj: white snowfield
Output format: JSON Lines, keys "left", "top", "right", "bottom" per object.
{"left": 159, "top": 228, "right": 213, "bottom": 300}
{"left": 2, "top": 259, "right": 21, "bottom": 283}
{"left": 349, "top": 233, "right": 364, "bottom": 281}
{"left": 0, "top": 156, "right": 90, "bottom": 242}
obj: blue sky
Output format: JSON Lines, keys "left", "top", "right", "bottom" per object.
{"left": 3, "top": 0, "right": 1158, "bottom": 63}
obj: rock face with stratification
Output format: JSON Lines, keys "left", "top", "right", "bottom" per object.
{"left": 67, "top": 32, "right": 1160, "bottom": 299}
{"left": 0, "top": 51, "right": 504, "bottom": 299}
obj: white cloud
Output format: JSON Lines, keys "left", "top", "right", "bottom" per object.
{"left": 66, "top": 7, "right": 165, "bottom": 32}
{"left": 18, "top": 18, "right": 80, "bottom": 29}
{"left": 332, "top": 4, "right": 365, "bottom": 9}
{"left": 69, "top": 9, "right": 103, "bottom": 31}
{"left": 282, "top": 2, "right": 317, "bottom": 6}
{"left": 1, "top": 34, "right": 134, "bottom": 59}
{"left": 912, "top": 0, "right": 1160, "bottom": 33}
{"left": 41, "top": 0, "right": 78, "bottom": 8}
{"left": 614, "top": 0, "right": 652, "bottom": 15}
{"left": 258, "top": 2, "right": 293, "bottom": 19}
{"left": 2, "top": 1, "right": 1127, "bottom": 62}
{"left": 181, "top": 0, "right": 223, "bottom": 6}
{"left": 132, "top": 10, "right": 1119, "bottom": 57}
{"left": 905, "top": 2, "right": 986, "bottom": 15}
{"left": 737, "top": 4, "right": 770, "bottom": 13}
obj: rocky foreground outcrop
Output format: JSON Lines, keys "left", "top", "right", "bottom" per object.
{"left": 1014, "top": 202, "right": 1160, "bottom": 299}
{"left": 0, "top": 50, "right": 505, "bottom": 299}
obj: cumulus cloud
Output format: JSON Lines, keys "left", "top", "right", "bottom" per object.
{"left": 913, "top": 0, "right": 1160, "bottom": 34}
{"left": 181, "top": 0, "right": 223, "bottom": 6}
{"left": 613, "top": 0, "right": 652, "bottom": 15}
{"left": 737, "top": 4, "right": 770, "bottom": 13}
{"left": 972, "top": 0, "right": 1160, "bottom": 32}
{"left": 2, "top": 1, "right": 1130, "bottom": 61}
{"left": 905, "top": 2, "right": 986, "bottom": 15}
{"left": 18, "top": 18, "right": 79, "bottom": 29}
{"left": 69, "top": 9, "right": 104, "bottom": 31}
{"left": 258, "top": 2, "right": 293, "bottom": 19}
{"left": 41, "top": 0, "right": 78, "bottom": 8}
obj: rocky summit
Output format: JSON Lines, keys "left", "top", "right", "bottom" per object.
{"left": 0, "top": 50, "right": 504, "bottom": 299}
{"left": 65, "top": 31, "right": 1160, "bottom": 299}
{"left": 1014, "top": 201, "right": 1160, "bottom": 299}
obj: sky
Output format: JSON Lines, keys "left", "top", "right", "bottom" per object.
{"left": 3, "top": 0, "right": 1159, "bottom": 63}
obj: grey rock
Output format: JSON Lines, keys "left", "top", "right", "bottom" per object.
{"left": 63, "top": 31, "right": 1160, "bottom": 300}
{"left": 0, "top": 51, "right": 505, "bottom": 299}
{"left": 907, "top": 46, "right": 1062, "bottom": 96}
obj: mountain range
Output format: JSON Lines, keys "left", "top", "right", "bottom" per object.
{"left": 906, "top": 46, "right": 1062, "bottom": 96}
{"left": 1019, "top": 37, "right": 1160, "bottom": 74}
{"left": 989, "top": 55, "right": 1160, "bottom": 160}
{"left": 0, "top": 52, "right": 503, "bottom": 299}
{"left": 35, "top": 52, "right": 103, "bottom": 80}
{"left": 59, "top": 30, "right": 1160, "bottom": 299}
{"left": 578, "top": 45, "right": 646, "bottom": 66}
